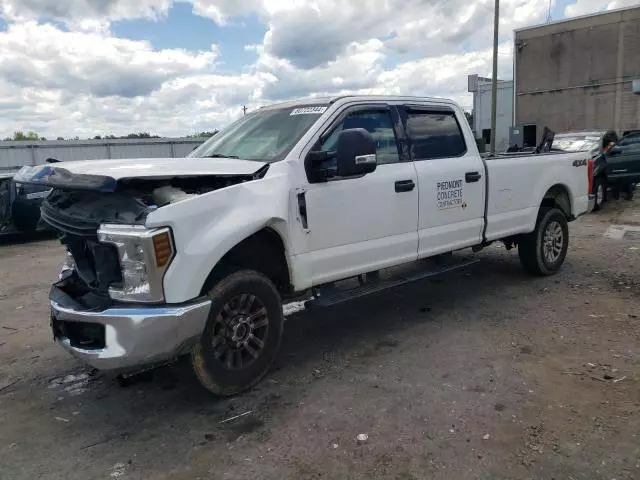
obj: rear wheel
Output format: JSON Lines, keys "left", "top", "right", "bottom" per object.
{"left": 592, "top": 177, "right": 607, "bottom": 211}
{"left": 624, "top": 183, "right": 635, "bottom": 201}
{"left": 192, "top": 270, "right": 284, "bottom": 396}
{"left": 518, "top": 208, "right": 569, "bottom": 276}
{"left": 611, "top": 187, "right": 620, "bottom": 200}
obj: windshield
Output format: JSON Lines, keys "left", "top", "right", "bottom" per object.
{"left": 188, "top": 105, "right": 328, "bottom": 162}
{"left": 552, "top": 134, "right": 601, "bottom": 153}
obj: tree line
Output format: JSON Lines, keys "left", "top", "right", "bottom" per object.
{"left": 2, "top": 131, "right": 218, "bottom": 141}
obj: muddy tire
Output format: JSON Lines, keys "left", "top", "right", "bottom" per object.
{"left": 192, "top": 270, "right": 283, "bottom": 396}
{"left": 518, "top": 208, "right": 569, "bottom": 276}
{"left": 592, "top": 177, "right": 606, "bottom": 211}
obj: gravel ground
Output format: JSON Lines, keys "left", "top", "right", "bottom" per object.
{"left": 1, "top": 200, "right": 639, "bottom": 480}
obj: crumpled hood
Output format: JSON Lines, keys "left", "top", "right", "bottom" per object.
{"left": 13, "top": 157, "right": 268, "bottom": 192}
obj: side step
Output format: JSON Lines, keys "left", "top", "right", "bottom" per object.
{"left": 307, "top": 256, "right": 480, "bottom": 308}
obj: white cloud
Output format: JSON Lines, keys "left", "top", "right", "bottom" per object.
{"left": 565, "top": 0, "right": 638, "bottom": 17}
{"left": 256, "top": 38, "right": 386, "bottom": 100}
{"left": 190, "top": 0, "right": 550, "bottom": 68}
{"left": 187, "top": 0, "right": 259, "bottom": 25}
{"left": 0, "top": 0, "right": 633, "bottom": 139}
{"left": 0, "top": 0, "right": 171, "bottom": 24}
{"left": 0, "top": 22, "right": 218, "bottom": 98}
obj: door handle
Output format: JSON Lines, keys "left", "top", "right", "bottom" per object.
{"left": 465, "top": 171, "right": 482, "bottom": 183}
{"left": 395, "top": 180, "right": 415, "bottom": 193}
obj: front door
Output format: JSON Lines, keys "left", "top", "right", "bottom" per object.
{"left": 399, "top": 106, "right": 485, "bottom": 258}
{"left": 607, "top": 141, "right": 640, "bottom": 186}
{"left": 300, "top": 105, "right": 419, "bottom": 286}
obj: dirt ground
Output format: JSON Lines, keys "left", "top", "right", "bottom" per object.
{"left": 1, "top": 200, "right": 639, "bottom": 480}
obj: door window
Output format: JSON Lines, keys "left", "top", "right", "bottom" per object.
{"left": 618, "top": 134, "right": 640, "bottom": 147}
{"left": 321, "top": 110, "right": 400, "bottom": 165}
{"left": 405, "top": 111, "right": 467, "bottom": 160}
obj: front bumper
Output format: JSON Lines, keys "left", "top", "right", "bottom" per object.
{"left": 50, "top": 291, "right": 211, "bottom": 372}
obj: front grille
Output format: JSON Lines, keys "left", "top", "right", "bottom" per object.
{"left": 41, "top": 201, "right": 99, "bottom": 237}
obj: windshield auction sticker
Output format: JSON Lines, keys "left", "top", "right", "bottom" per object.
{"left": 437, "top": 179, "right": 465, "bottom": 210}
{"left": 290, "top": 107, "right": 328, "bottom": 115}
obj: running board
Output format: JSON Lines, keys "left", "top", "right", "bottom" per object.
{"left": 303, "top": 256, "right": 480, "bottom": 309}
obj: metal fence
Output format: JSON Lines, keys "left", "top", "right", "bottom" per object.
{"left": 0, "top": 137, "right": 208, "bottom": 171}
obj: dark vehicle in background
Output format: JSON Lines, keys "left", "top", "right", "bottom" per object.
{"left": 619, "top": 131, "right": 640, "bottom": 146}
{"left": 603, "top": 131, "right": 640, "bottom": 203}
{"left": 0, "top": 171, "right": 51, "bottom": 234}
{"left": 551, "top": 130, "right": 620, "bottom": 210}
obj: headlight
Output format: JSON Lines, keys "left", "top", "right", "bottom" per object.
{"left": 97, "top": 224, "right": 175, "bottom": 303}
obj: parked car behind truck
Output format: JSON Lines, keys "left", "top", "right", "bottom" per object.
{"left": 15, "top": 95, "right": 595, "bottom": 396}
{"left": 0, "top": 170, "right": 51, "bottom": 234}
{"left": 604, "top": 132, "right": 640, "bottom": 201}
{"left": 551, "top": 130, "right": 640, "bottom": 209}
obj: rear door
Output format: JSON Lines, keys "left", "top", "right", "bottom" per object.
{"left": 623, "top": 143, "right": 640, "bottom": 181}
{"left": 398, "top": 105, "right": 485, "bottom": 258}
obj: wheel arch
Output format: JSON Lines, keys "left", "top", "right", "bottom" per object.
{"left": 200, "top": 225, "right": 292, "bottom": 296}
{"left": 540, "top": 183, "right": 573, "bottom": 219}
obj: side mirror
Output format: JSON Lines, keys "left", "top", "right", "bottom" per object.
{"left": 335, "top": 128, "right": 377, "bottom": 177}
{"left": 307, "top": 128, "right": 377, "bottom": 182}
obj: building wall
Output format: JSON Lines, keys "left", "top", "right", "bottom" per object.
{"left": 472, "top": 79, "right": 514, "bottom": 151}
{"left": 515, "top": 6, "right": 640, "bottom": 139}
{"left": 0, "top": 137, "right": 208, "bottom": 171}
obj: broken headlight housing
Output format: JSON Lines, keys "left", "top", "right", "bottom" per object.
{"left": 97, "top": 224, "right": 175, "bottom": 303}
{"left": 59, "top": 250, "right": 76, "bottom": 280}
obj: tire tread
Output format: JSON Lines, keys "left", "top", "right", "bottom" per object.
{"left": 191, "top": 269, "right": 283, "bottom": 396}
{"left": 518, "top": 207, "right": 568, "bottom": 276}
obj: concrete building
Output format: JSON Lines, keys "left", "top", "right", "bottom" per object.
{"left": 514, "top": 5, "right": 640, "bottom": 141}
{"left": 468, "top": 74, "right": 514, "bottom": 152}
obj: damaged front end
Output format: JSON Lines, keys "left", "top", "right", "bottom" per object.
{"left": 19, "top": 164, "right": 266, "bottom": 306}
{"left": 14, "top": 160, "right": 267, "bottom": 371}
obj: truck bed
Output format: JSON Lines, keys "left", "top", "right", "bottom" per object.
{"left": 483, "top": 151, "right": 591, "bottom": 241}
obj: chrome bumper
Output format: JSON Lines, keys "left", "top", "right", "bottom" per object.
{"left": 50, "top": 298, "right": 211, "bottom": 372}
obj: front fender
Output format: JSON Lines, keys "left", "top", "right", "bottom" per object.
{"left": 145, "top": 173, "right": 291, "bottom": 304}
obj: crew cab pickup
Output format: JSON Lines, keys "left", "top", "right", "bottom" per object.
{"left": 15, "top": 95, "right": 595, "bottom": 395}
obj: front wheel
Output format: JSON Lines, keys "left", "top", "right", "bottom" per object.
{"left": 192, "top": 270, "right": 284, "bottom": 396}
{"left": 518, "top": 208, "right": 569, "bottom": 276}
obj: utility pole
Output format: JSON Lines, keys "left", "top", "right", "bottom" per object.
{"left": 242, "top": 105, "right": 248, "bottom": 115}
{"left": 490, "top": 0, "right": 500, "bottom": 155}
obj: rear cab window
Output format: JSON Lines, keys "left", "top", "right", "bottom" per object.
{"left": 403, "top": 109, "right": 467, "bottom": 160}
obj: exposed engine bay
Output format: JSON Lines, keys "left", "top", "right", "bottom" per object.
{"left": 42, "top": 175, "right": 251, "bottom": 234}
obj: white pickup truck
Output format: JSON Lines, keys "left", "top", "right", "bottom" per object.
{"left": 16, "top": 95, "right": 594, "bottom": 395}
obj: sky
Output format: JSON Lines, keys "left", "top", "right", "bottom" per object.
{"left": 0, "top": 0, "right": 636, "bottom": 139}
